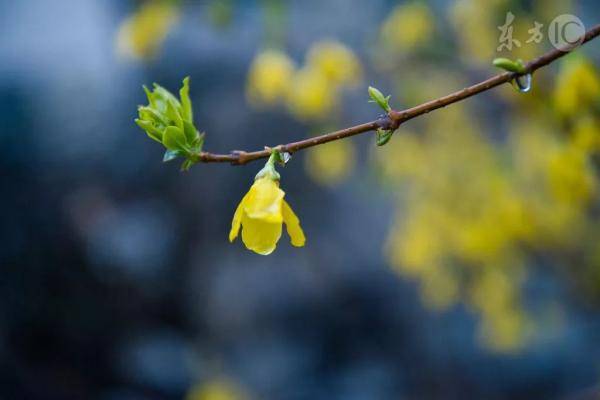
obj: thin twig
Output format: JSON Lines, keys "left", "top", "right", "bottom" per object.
{"left": 198, "top": 24, "right": 600, "bottom": 166}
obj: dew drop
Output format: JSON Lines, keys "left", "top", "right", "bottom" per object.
{"left": 512, "top": 73, "right": 532, "bottom": 93}
{"left": 280, "top": 152, "right": 292, "bottom": 164}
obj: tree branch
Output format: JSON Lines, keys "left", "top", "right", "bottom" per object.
{"left": 198, "top": 23, "right": 600, "bottom": 166}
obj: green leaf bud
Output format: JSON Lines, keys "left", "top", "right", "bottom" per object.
{"left": 368, "top": 86, "right": 392, "bottom": 113}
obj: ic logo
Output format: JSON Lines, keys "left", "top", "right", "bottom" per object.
{"left": 549, "top": 14, "right": 585, "bottom": 51}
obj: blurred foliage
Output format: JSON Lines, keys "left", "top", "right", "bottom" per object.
{"left": 118, "top": 0, "right": 600, "bottom": 355}
{"left": 374, "top": 36, "right": 600, "bottom": 352}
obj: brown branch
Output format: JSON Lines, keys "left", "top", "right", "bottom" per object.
{"left": 199, "top": 23, "right": 600, "bottom": 166}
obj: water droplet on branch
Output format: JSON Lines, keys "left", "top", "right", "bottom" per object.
{"left": 512, "top": 73, "right": 532, "bottom": 93}
{"left": 280, "top": 152, "right": 292, "bottom": 164}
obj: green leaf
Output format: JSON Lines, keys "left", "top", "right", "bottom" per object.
{"left": 162, "top": 126, "right": 187, "bottom": 151}
{"left": 179, "top": 77, "right": 193, "bottom": 121}
{"left": 138, "top": 106, "right": 169, "bottom": 127}
{"left": 163, "top": 149, "right": 183, "bottom": 162}
{"left": 493, "top": 57, "right": 526, "bottom": 74}
{"left": 165, "top": 99, "right": 184, "bottom": 130}
{"left": 136, "top": 78, "right": 205, "bottom": 164}
{"left": 135, "top": 119, "right": 163, "bottom": 143}
{"left": 182, "top": 120, "right": 198, "bottom": 146}
{"left": 143, "top": 85, "right": 156, "bottom": 108}
{"left": 368, "top": 86, "right": 392, "bottom": 113}
{"left": 152, "top": 83, "right": 181, "bottom": 108}
{"left": 376, "top": 128, "right": 394, "bottom": 146}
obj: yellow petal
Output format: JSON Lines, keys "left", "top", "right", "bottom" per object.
{"left": 241, "top": 214, "right": 282, "bottom": 255}
{"left": 282, "top": 200, "right": 306, "bottom": 247}
{"left": 229, "top": 193, "right": 248, "bottom": 242}
{"left": 244, "top": 178, "right": 285, "bottom": 222}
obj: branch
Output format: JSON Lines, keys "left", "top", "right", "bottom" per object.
{"left": 199, "top": 23, "right": 600, "bottom": 166}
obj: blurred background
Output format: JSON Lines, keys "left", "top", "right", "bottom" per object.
{"left": 2, "top": 0, "right": 600, "bottom": 398}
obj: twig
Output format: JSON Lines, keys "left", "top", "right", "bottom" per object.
{"left": 198, "top": 24, "right": 600, "bottom": 166}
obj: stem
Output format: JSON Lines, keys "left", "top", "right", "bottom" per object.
{"left": 198, "top": 23, "right": 600, "bottom": 166}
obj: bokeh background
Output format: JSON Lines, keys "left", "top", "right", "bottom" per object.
{"left": 2, "top": 0, "right": 600, "bottom": 399}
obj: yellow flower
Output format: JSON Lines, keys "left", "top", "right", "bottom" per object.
{"left": 305, "top": 140, "right": 355, "bottom": 186}
{"left": 229, "top": 174, "right": 305, "bottom": 255}
{"left": 246, "top": 49, "right": 295, "bottom": 106}
{"left": 306, "top": 40, "right": 362, "bottom": 86}
{"left": 286, "top": 67, "right": 336, "bottom": 121}
{"left": 186, "top": 379, "right": 246, "bottom": 400}
{"left": 554, "top": 57, "right": 600, "bottom": 117}
{"left": 380, "top": 2, "right": 434, "bottom": 53}
{"left": 116, "top": 0, "right": 179, "bottom": 60}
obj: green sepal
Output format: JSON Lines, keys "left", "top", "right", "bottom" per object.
{"left": 255, "top": 150, "right": 282, "bottom": 181}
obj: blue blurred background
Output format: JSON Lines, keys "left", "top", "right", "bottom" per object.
{"left": 2, "top": 0, "right": 600, "bottom": 399}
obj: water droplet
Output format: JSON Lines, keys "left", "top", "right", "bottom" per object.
{"left": 280, "top": 152, "right": 292, "bottom": 164}
{"left": 512, "top": 73, "right": 532, "bottom": 93}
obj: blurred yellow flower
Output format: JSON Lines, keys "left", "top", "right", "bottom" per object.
{"left": 246, "top": 49, "right": 296, "bottom": 107}
{"left": 450, "top": 0, "right": 505, "bottom": 65}
{"left": 306, "top": 40, "right": 362, "bottom": 86}
{"left": 553, "top": 57, "right": 600, "bottom": 117}
{"left": 380, "top": 2, "right": 434, "bottom": 53}
{"left": 116, "top": 0, "right": 179, "bottom": 60}
{"left": 479, "top": 308, "right": 529, "bottom": 352}
{"left": 245, "top": 41, "right": 360, "bottom": 124}
{"left": 547, "top": 145, "right": 597, "bottom": 205}
{"left": 286, "top": 67, "right": 336, "bottom": 120}
{"left": 572, "top": 117, "right": 600, "bottom": 153}
{"left": 186, "top": 380, "right": 246, "bottom": 400}
{"left": 305, "top": 140, "right": 355, "bottom": 186}
{"left": 230, "top": 176, "right": 305, "bottom": 255}
{"left": 420, "top": 266, "right": 460, "bottom": 310}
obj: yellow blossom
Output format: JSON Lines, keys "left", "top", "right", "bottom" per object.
{"left": 380, "top": 2, "right": 434, "bottom": 53}
{"left": 572, "top": 117, "right": 600, "bottom": 153}
{"left": 186, "top": 379, "right": 246, "bottom": 400}
{"left": 305, "top": 140, "right": 355, "bottom": 186}
{"left": 553, "top": 57, "right": 600, "bottom": 117}
{"left": 306, "top": 40, "right": 362, "bottom": 86}
{"left": 286, "top": 67, "right": 336, "bottom": 120}
{"left": 450, "top": 0, "right": 505, "bottom": 65}
{"left": 546, "top": 145, "right": 597, "bottom": 205}
{"left": 246, "top": 49, "right": 296, "bottom": 106}
{"left": 229, "top": 163, "right": 305, "bottom": 255}
{"left": 116, "top": 0, "right": 179, "bottom": 60}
